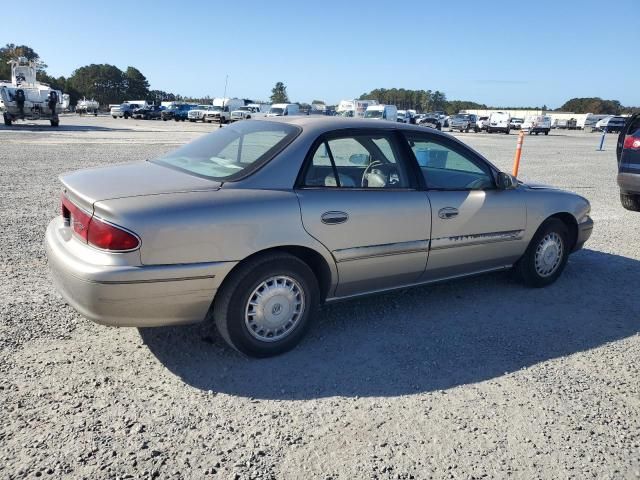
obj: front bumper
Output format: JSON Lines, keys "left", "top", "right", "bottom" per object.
{"left": 45, "top": 217, "right": 237, "bottom": 327}
{"left": 574, "top": 216, "right": 594, "bottom": 252}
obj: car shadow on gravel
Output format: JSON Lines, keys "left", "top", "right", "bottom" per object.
{"left": 140, "top": 249, "right": 640, "bottom": 399}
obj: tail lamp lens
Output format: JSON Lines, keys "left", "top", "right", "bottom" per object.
{"left": 623, "top": 135, "right": 640, "bottom": 150}
{"left": 61, "top": 195, "right": 140, "bottom": 251}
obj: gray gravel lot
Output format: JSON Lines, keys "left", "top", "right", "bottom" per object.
{"left": 1, "top": 116, "right": 638, "bottom": 479}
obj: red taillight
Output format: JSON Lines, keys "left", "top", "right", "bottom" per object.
{"left": 61, "top": 195, "right": 91, "bottom": 242}
{"left": 87, "top": 216, "right": 140, "bottom": 251}
{"left": 623, "top": 135, "right": 640, "bottom": 150}
{"left": 61, "top": 195, "right": 140, "bottom": 251}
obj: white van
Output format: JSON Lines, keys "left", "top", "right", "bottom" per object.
{"left": 522, "top": 115, "right": 552, "bottom": 135}
{"left": 364, "top": 104, "right": 398, "bottom": 122}
{"left": 486, "top": 111, "right": 511, "bottom": 134}
{"left": 266, "top": 103, "right": 300, "bottom": 117}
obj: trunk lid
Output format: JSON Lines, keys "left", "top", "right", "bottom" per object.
{"left": 60, "top": 161, "right": 221, "bottom": 210}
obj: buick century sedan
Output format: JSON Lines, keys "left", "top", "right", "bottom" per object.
{"left": 46, "top": 117, "right": 593, "bottom": 357}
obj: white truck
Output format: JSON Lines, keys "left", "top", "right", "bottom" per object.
{"left": 266, "top": 103, "right": 300, "bottom": 117}
{"left": 203, "top": 97, "right": 246, "bottom": 124}
{"left": 337, "top": 99, "right": 378, "bottom": 118}
{"left": 76, "top": 98, "right": 99, "bottom": 116}
{"left": 188, "top": 104, "right": 215, "bottom": 122}
{"left": 486, "top": 111, "right": 511, "bottom": 134}
{"left": 364, "top": 104, "right": 398, "bottom": 122}
{"left": 522, "top": 115, "right": 552, "bottom": 135}
{"left": 111, "top": 101, "right": 147, "bottom": 119}
{"left": 0, "top": 57, "right": 64, "bottom": 127}
{"left": 229, "top": 103, "right": 269, "bottom": 122}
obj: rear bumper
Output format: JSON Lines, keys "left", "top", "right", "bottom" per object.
{"left": 574, "top": 216, "right": 594, "bottom": 252}
{"left": 45, "top": 217, "right": 237, "bottom": 327}
{"left": 618, "top": 172, "right": 640, "bottom": 195}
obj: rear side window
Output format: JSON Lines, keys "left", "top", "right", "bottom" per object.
{"left": 153, "top": 121, "right": 300, "bottom": 181}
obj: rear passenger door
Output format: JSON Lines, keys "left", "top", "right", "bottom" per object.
{"left": 402, "top": 131, "right": 527, "bottom": 281}
{"left": 296, "top": 130, "right": 431, "bottom": 298}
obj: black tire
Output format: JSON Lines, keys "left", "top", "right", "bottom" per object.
{"left": 3, "top": 114, "right": 11, "bottom": 126}
{"left": 50, "top": 119, "right": 59, "bottom": 127}
{"left": 544, "top": 130, "right": 549, "bottom": 136}
{"left": 189, "top": 119, "right": 195, "bottom": 122}
{"left": 514, "top": 218, "right": 570, "bottom": 288}
{"left": 112, "top": 116, "right": 117, "bottom": 119}
{"left": 620, "top": 193, "right": 640, "bottom": 212}
{"left": 505, "top": 129, "right": 510, "bottom": 135}
{"left": 213, "top": 253, "right": 320, "bottom": 357}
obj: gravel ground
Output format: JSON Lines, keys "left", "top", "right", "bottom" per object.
{"left": 1, "top": 116, "right": 638, "bottom": 480}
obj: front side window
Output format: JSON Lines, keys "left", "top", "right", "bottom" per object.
{"left": 404, "top": 133, "right": 494, "bottom": 190}
{"left": 303, "top": 134, "right": 411, "bottom": 189}
{"left": 152, "top": 121, "right": 300, "bottom": 181}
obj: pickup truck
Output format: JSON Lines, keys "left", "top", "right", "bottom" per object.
{"left": 230, "top": 104, "right": 267, "bottom": 122}
{"left": 187, "top": 105, "right": 214, "bottom": 122}
{"left": 132, "top": 105, "right": 163, "bottom": 120}
{"left": 110, "top": 103, "right": 143, "bottom": 119}
{"left": 161, "top": 104, "right": 196, "bottom": 122}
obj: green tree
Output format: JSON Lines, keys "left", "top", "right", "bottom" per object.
{"left": 124, "top": 67, "right": 150, "bottom": 100}
{"left": 270, "top": 82, "right": 289, "bottom": 103}
{"left": 558, "top": 97, "right": 623, "bottom": 114}
{"left": 68, "top": 64, "right": 127, "bottom": 106}
{"left": 0, "top": 43, "right": 47, "bottom": 80}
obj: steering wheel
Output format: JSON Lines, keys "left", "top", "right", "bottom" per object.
{"left": 361, "top": 160, "right": 383, "bottom": 187}
{"left": 361, "top": 161, "right": 401, "bottom": 188}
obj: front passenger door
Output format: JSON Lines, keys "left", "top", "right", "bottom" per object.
{"left": 403, "top": 132, "right": 527, "bottom": 281}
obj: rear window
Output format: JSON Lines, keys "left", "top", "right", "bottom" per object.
{"left": 152, "top": 120, "right": 300, "bottom": 181}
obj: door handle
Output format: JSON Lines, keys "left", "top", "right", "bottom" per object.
{"left": 321, "top": 211, "right": 349, "bottom": 225}
{"left": 438, "top": 207, "right": 459, "bottom": 219}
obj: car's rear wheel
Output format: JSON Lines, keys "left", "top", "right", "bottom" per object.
{"left": 3, "top": 114, "right": 11, "bottom": 126}
{"left": 620, "top": 193, "right": 640, "bottom": 211}
{"left": 515, "top": 218, "right": 569, "bottom": 287}
{"left": 213, "top": 253, "right": 319, "bottom": 357}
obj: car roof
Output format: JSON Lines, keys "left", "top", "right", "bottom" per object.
{"left": 262, "top": 115, "right": 445, "bottom": 134}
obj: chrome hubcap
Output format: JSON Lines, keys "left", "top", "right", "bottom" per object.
{"left": 244, "top": 276, "right": 305, "bottom": 342}
{"left": 534, "top": 232, "right": 563, "bottom": 277}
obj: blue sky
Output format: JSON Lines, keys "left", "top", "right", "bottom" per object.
{"left": 4, "top": 0, "right": 638, "bottom": 107}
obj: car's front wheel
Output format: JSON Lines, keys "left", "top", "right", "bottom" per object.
{"left": 213, "top": 253, "right": 319, "bottom": 357}
{"left": 515, "top": 218, "right": 569, "bottom": 287}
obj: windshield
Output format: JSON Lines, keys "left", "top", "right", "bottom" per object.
{"left": 152, "top": 121, "right": 300, "bottom": 181}
{"left": 269, "top": 107, "right": 284, "bottom": 115}
{"left": 453, "top": 115, "right": 469, "bottom": 120}
{"left": 238, "top": 106, "right": 251, "bottom": 111}
{"left": 364, "top": 110, "right": 382, "bottom": 118}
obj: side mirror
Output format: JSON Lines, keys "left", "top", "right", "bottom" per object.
{"left": 497, "top": 172, "right": 518, "bottom": 190}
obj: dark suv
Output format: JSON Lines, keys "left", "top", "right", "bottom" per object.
{"left": 161, "top": 104, "right": 195, "bottom": 122}
{"left": 617, "top": 113, "right": 640, "bottom": 211}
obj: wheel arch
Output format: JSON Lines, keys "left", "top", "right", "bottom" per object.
{"left": 217, "top": 245, "right": 336, "bottom": 303}
{"left": 545, "top": 212, "right": 578, "bottom": 251}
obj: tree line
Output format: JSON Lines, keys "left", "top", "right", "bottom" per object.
{"left": 2, "top": 43, "right": 637, "bottom": 114}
